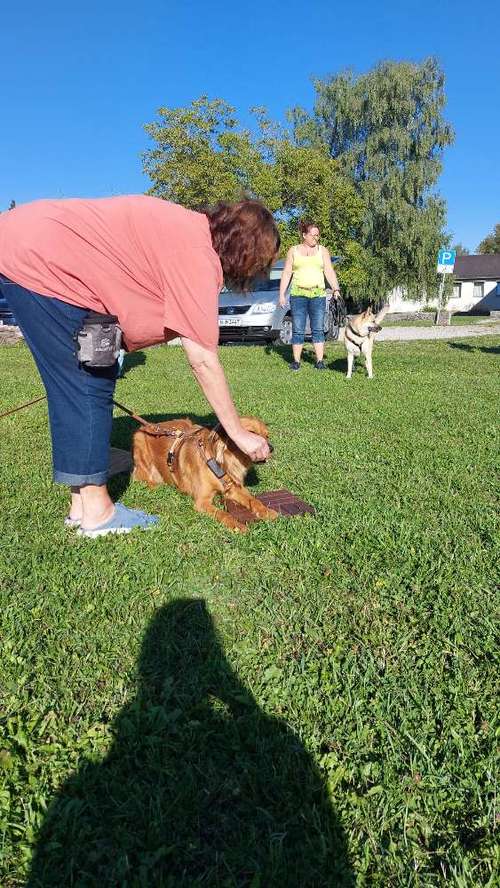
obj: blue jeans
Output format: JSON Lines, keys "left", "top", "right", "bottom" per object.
{"left": 290, "top": 295, "right": 326, "bottom": 344}
{"left": 1, "top": 275, "right": 117, "bottom": 486}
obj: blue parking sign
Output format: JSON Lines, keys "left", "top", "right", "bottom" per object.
{"left": 437, "top": 249, "right": 456, "bottom": 274}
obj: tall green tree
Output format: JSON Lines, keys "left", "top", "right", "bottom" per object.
{"left": 452, "top": 243, "right": 470, "bottom": 255}
{"left": 292, "top": 58, "right": 454, "bottom": 299}
{"left": 143, "top": 97, "right": 369, "bottom": 293}
{"left": 477, "top": 223, "right": 500, "bottom": 254}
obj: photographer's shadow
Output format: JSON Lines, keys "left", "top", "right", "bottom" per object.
{"left": 28, "top": 599, "right": 353, "bottom": 887}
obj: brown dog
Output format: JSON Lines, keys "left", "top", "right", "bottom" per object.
{"left": 132, "top": 416, "right": 278, "bottom": 532}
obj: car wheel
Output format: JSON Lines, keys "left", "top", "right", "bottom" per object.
{"left": 277, "top": 315, "right": 293, "bottom": 345}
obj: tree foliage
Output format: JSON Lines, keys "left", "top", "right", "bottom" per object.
{"left": 291, "top": 58, "right": 454, "bottom": 298}
{"left": 143, "top": 97, "right": 369, "bottom": 294}
{"left": 477, "top": 223, "right": 500, "bottom": 254}
{"left": 143, "top": 57, "right": 454, "bottom": 301}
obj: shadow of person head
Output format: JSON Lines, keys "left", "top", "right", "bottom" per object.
{"left": 28, "top": 599, "right": 354, "bottom": 887}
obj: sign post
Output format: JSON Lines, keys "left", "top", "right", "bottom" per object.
{"left": 435, "top": 250, "right": 456, "bottom": 325}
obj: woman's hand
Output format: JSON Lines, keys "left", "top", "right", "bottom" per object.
{"left": 232, "top": 428, "right": 271, "bottom": 461}
{"left": 278, "top": 294, "right": 287, "bottom": 308}
{"left": 181, "top": 337, "right": 270, "bottom": 462}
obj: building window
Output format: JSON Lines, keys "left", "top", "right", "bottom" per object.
{"left": 452, "top": 283, "right": 462, "bottom": 300}
{"left": 473, "top": 281, "right": 484, "bottom": 301}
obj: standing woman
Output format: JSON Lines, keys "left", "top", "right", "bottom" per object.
{"left": 278, "top": 221, "right": 341, "bottom": 370}
{"left": 0, "top": 196, "right": 279, "bottom": 537}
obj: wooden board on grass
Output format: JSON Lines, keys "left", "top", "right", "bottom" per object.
{"left": 226, "top": 489, "right": 315, "bottom": 525}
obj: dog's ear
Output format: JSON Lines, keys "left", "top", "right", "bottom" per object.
{"left": 240, "top": 416, "right": 269, "bottom": 438}
{"left": 214, "top": 437, "right": 227, "bottom": 465}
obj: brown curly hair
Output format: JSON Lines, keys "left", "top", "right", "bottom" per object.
{"left": 298, "top": 220, "right": 320, "bottom": 237}
{"left": 205, "top": 200, "right": 280, "bottom": 291}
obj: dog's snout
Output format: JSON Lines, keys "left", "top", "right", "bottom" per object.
{"left": 255, "top": 442, "right": 273, "bottom": 463}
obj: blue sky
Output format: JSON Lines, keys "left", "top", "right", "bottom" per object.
{"left": 2, "top": 0, "right": 499, "bottom": 252}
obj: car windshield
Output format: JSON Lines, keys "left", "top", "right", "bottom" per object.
{"left": 252, "top": 278, "right": 280, "bottom": 292}
{"left": 221, "top": 278, "right": 280, "bottom": 296}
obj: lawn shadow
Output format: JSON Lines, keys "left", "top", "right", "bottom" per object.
{"left": 264, "top": 343, "right": 290, "bottom": 365}
{"left": 448, "top": 342, "right": 477, "bottom": 353}
{"left": 448, "top": 342, "right": 500, "bottom": 355}
{"left": 264, "top": 343, "right": 326, "bottom": 367}
{"left": 328, "top": 357, "right": 348, "bottom": 374}
{"left": 27, "top": 599, "right": 354, "bottom": 887}
{"left": 118, "top": 350, "right": 147, "bottom": 377}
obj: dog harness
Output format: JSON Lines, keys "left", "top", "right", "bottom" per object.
{"left": 146, "top": 422, "right": 235, "bottom": 493}
{"left": 166, "top": 425, "right": 230, "bottom": 484}
{"left": 112, "top": 399, "right": 237, "bottom": 492}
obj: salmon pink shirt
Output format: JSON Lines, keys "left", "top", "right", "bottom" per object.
{"left": 0, "top": 195, "right": 223, "bottom": 351}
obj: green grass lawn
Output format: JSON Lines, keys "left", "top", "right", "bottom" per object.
{"left": 1, "top": 337, "right": 499, "bottom": 887}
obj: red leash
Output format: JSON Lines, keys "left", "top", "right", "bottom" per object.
{"left": 0, "top": 395, "right": 47, "bottom": 419}
{"left": 0, "top": 393, "right": 172, "bottom": 437}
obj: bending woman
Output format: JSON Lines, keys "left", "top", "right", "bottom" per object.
{"left": 0, "top": 196, "right": 279, "bottom": 536}
{"left": 278, "top": 220, "right": 340, "bottom": 370}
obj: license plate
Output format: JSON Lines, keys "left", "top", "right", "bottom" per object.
{"left": 218, "top": 318, "right": 241, "bottom": 326}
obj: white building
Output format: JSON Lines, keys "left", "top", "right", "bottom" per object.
{"left": 388, "top": 255, "right": 500, "bottom": 314}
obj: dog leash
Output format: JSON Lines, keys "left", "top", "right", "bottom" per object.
{"left": 0, "top": 394, "right": 207, "bottom": 445}
{"left": 1, "top": 393, "right": 237, "bottom": 491}
{"left": 0, "top": 393, "right": 185, "bottom": 438}
{"left": 110, "top": 398, "right": 188, "bottom": 439}
{"left": 0, "top": 395, "right": 47, "bottom": 420}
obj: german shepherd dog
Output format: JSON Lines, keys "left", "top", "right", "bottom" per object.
{"left": 344, "top": 305, "right": 389, "bottom": 379}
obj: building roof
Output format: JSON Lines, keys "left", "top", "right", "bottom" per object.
{"left": 454, "top": 254, "right": 500, "bottom": 280}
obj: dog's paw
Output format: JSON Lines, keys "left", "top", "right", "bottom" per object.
{"left": 231, "top": 522, "right": 248, "bottom": 534}
{"left": 266, "top": 508, "right": 279, "bottom": 520}
{"left": 250, "top": 503, "right": 279, "bottom": 521}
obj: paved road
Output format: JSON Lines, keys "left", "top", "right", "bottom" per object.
{"left": 340, "top": 323, "right": 500, "bottom": 342}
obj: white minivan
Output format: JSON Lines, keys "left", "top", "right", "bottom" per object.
{"left": 218, "top": 259, "right": 341, "bottom": 344}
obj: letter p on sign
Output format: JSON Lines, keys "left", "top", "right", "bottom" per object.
{"left": 437, "top": 249, "right": 456, "bottom": 274}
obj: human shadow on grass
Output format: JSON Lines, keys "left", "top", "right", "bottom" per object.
{"left": 28, "top": 599, "right": 354, "bottom": 887}
{"left": 448, "top": 342, "right": 500, "bottom": 355}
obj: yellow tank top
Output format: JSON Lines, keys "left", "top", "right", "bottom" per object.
{"left": 291, "top": 246, "right": 325, "bottom": 295}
